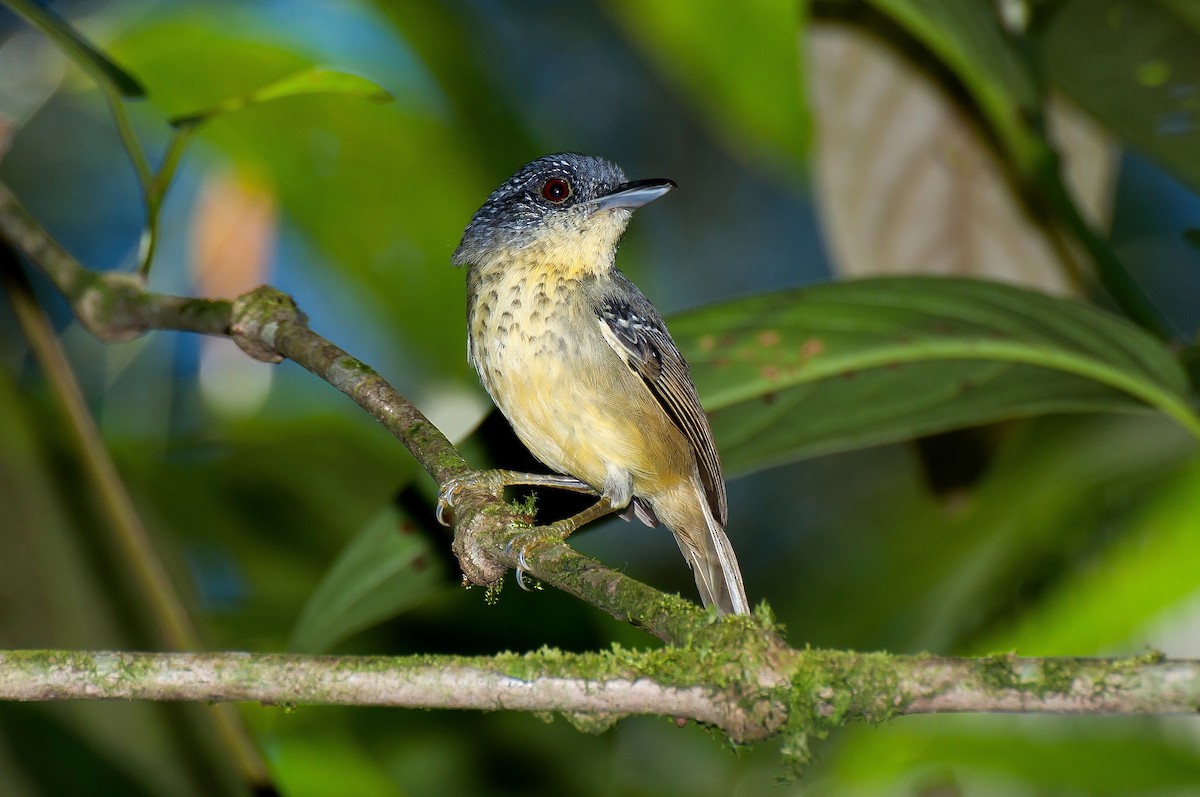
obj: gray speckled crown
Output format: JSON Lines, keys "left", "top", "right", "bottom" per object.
{"left": 452, "top": 153, "right": 628, "bottom": 267}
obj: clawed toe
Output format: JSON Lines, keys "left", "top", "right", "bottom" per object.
{"left": 503, "top": 534, "right": 537, "bottom": 591}
{"left": 435, "top": 477, "right": 465, "bottom": 527}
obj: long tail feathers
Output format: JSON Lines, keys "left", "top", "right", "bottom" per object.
{"left": 678, "top": 494, "right": 750, "bottom": 615}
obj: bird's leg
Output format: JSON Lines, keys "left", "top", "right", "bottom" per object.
{"left": 436, "top": 469, "right": 596, "bottom": 526}
{"left": 543, "top": 494, "right": 619, "bottom": 540}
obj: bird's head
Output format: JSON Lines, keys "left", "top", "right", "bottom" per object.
{"left": 452, "top": 153, "right": 675, "bottom": 277}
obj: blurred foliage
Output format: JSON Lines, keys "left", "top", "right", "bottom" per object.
{"left": 1043, "top": 0, "right": 1200, "bottom": 192}
{"left": 607, "top": 0, "right": 810, "bottom": 173}
{"left": 2, "top": 0, "right": 1200, "bottom": 796}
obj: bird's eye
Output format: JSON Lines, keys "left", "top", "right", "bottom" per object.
{"left": 540, "top": 177, "right": 572, "bottom": 203}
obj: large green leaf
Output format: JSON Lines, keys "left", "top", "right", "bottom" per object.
{"left": 1040, "top": 0, "right": 1200, "bottom": 192}
{"left": 289, "top": 504, "right": 442, "bottom": 653}
{"left": 870, "top": 414, "right": 1192, "bottom": 652}
{"left": 270, "top": 731, "right": 405, "bottom": 797}
{"left": 670, "top": 277, "right": 1199, "bottom": 474}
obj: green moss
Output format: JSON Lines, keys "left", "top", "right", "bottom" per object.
{"left": 978, "top": 652, "right": 1020, "bottom": 691}
{"left": 509, "top": 492, "right": 538, "bottom": 517}
{"left": 561, "top": 711, "right": 619, "bottom": 734}
{"left": 334, "top": 355, "right": 377, "bottom": 376}
{"left": 484, "top": 582, "right": 503, "bottom": 605}
{"left": 1034, "top": 658, "right": 1076, "bottom": 696}
{"left": 777, "top": 650, "right": 907, "bottom": 777}
{"left": 477, "top": 619, "right": 865, "bottom": 777}
{"left": 436, "top": 450, "right": 470, "bottom": 474}
{"left": 1134, "top": 647, "right": 1167, "bottom": 665}
{"left": 974, "top": 654, "right": 1124, "bottom": 700}
{"left": 111, "top": 651, "right": 158, "bottom": 692}
{"left": 1090, "top": 650, "right": 1167, "bottom": 695}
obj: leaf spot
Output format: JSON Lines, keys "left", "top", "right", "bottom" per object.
{"left": 801, "top": 338, "right": 826, "bottom": 358}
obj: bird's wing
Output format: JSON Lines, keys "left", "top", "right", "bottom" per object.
{"left": 596, "top": 289, "right": 728, "bottom": 525}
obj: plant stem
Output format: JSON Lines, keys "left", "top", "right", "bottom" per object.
{"left": 0, "top": 260, "right": 272, "bottom": 790}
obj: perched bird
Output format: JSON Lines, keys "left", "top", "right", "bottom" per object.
{"left": 448, "top": 153, "right": 749, "bottom": 615}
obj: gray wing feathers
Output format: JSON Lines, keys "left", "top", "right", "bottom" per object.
{"left": 596, "top": 284, "right": 749, "bottom": 615}
{"left": 596, "top": 290, "right": 728, "bottom": 525}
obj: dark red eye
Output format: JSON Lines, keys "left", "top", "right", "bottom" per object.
{"left": 540, "top": 177, "right": 572, "bottom": 203}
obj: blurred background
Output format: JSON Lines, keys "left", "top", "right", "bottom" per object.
{"left": 2, "top": 0, "right": 1200, "bottom": 794}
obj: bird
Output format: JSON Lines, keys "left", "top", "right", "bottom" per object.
{"left": 445, "top": 152, "right": 749, "bottom": 615}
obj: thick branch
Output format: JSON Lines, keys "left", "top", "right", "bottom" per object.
{"left": 0, "top": 650, "right": 741, "bottom": 729}
{"left": 896, "top": 652, "right": 1197, "bottom": 714}
{"left": 1, "top": 650, "right": 1195, "bottom": 747}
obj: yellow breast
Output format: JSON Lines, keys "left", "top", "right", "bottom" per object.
{"left": 467, "top": 258, "right": 691, "bottom": 497}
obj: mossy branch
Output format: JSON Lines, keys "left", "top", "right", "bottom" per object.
{"left": 0, "top": 647, "right": 1195, "bottom": 772}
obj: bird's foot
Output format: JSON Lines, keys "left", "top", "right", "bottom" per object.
{"left": 438, "top": 471, "right": 612, "bottom": 595}
{"left": 501, "top": 495, "right": 618, "bottom": 589}
{"left": 436, "top": 469, "right": 595, "bottom": 527}
{"left": 436, "top": 471, "right": 499, "bottom": 527}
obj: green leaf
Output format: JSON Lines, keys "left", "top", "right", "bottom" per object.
{"left": 289, "top": 504, "right": 441, "bottom": 653}
{"left": 606, "top": 0, "right": 809, "bottom": 172}
{"left": 1040, "top": 0, "right": 1200, "bottom": 191}
{"left": 169, "top": 67, "right": 392, "bottom": 128}
{"left": 3, "top": 0, "right": 144, "bottom": 97}
{"left": 669, "top": 277, "right": 1200, "bottom": 475}
{"left": 113, "top": 16, "right": 474, "bottom": 375}
{"left": 867, "top": 0, "right": 1045, "bottom": 173}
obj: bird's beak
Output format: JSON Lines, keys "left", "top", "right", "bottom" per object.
{"left": 585, "top": 178, "right": 677, "bottom": 211}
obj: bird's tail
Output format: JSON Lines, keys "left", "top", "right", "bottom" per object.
{"left": 671, "top": 488, "right": 750, "bottom": 616}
